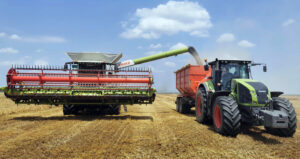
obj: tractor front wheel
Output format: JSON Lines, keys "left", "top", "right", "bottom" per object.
{"left": 212, "top": 96, "right": 241, "bottom": 137}
{"left": 265, "top": 97, "right": 297, "bottom": 137}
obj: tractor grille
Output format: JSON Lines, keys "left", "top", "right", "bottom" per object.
{"left": 238, "top": 83, "right": 252, "bottom": 103}
{"left": 247, "top": 82, "right": 268, "bottom": 104}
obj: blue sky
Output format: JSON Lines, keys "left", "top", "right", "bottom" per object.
{"left": 0, "top": 0, "right": 299, "bottom": 94}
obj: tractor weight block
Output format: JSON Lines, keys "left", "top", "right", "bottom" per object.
{"left": 259, "top": 110, "right": 288, "bottom": 128}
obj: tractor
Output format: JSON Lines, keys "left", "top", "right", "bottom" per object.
{"left": 175, "top": 59, "right": 297, "bottom": 137}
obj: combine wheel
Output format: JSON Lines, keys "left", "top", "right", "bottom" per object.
{"left": 63, "top": 104, "right": 78, "bottom": 115}
{"left": 108, "top": 105, "right": 121, "bottom": 115}
{"left": 195, "top": 87, "right": 208, "bottom": 123}
{"left": 265, "top": 97, "right": 297, "bottom": 137}
{"left": 212, "top": 96, "right": 241, "bottom": 137}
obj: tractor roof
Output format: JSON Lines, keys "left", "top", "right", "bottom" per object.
{"left": 66, "top": 52, "right": 122, "bottom": 64}
{"left": 208, "top": 59, "right": 252, "bottom": 65}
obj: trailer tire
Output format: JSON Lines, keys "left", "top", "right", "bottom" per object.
{"left": 195, "top": 87, "right": 208, "bottom": 123}
{"left": 212, "top": 96, "right": 241, "bottom": 137}
{"left": 176, "top": 97, "right": 181, "bottom": 112}
{"left": 265, "top": 97, "right": 297, "bottom": 137}
{"left": 177, "top": 97, "right": 189, "bottom": 114}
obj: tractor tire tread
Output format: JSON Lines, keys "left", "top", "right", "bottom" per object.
{"left": 195, "top": 87, "right": 209, "bottom": 123}
{"left": 214, "top": 96, "right": 241, "bottom": 137}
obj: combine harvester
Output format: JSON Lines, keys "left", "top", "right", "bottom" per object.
{"left": 2, "top": 47, "right": 200, "bottom": 115}
{"left": 175, "top": 59, "right": 297, "bottom": 137}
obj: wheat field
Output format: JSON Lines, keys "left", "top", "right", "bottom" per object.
{"left": 0, "top": 93, "right": 299, "bottom": 159}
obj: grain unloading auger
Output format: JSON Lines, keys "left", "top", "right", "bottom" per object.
{"left": 3, "top": 47, "right": 201, "bottom": 115}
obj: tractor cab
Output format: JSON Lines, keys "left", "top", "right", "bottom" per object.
{"left": 207, "top": 59, "right": 251, "bottom": 91}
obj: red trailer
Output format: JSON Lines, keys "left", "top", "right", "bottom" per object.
{"left": 175, "top": 64, "right": 211, "bottom": 113}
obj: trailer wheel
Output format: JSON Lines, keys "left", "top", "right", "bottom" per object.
{"left": 212, "top": 96, "right": 241, "bottom": 137}
{"left": 265, "top": 97, "right": 297, "bottom": 137}
{"left": 63, "top": 104, "right": 77, "bottom": 115}
{"left": 176, "top": 97, "right": 181, "bottom": 112}
{"left": 195, "top": 88, "right": 208, "bottom": 123}
{"left": 176, "top": 97, "right": 189, "bottom": 114}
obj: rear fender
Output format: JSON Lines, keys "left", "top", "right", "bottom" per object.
{"left": 270, "top": 91, "right": 283, "bottom": 97}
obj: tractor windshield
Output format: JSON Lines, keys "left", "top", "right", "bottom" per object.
{"left": 220, "top": 63, "right": 249, "bottom": 90}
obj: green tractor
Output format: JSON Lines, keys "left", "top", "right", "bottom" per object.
{"left": 176, "top": 59, "right": 297, "bottom": 137}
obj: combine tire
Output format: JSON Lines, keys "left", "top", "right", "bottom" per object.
{"left": 108, "top": 105, "right": 121, "bottom": 115}
{"left": 212, "top": 96, "right": 241, "bottom": 137}
{"left": 63, "top": 104, "right": 77, "bottom": 115}
{"left": 195, "top": 87, "right": 208, "bottom": 123}
{"left": 265, "top": 97, "right": 297, "bottom": 137}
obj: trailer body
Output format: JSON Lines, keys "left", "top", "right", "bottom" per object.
{"left": 175, "top": 65, "right": 211, "bottom": 99}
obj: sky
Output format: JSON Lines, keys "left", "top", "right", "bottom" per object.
{"left": 0, "top": 0, "right": 299, "bottom": 94}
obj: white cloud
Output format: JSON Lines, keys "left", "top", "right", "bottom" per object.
{"left": 34, "top": 59, "right": 48, "bottom": 65}
{"left": 201, "top": 47, "right": 251, "bottom": 62}
{"left": 148, "top": 66, "right": 165, "bottom": 73}
{"left": 35, "top": 49, "right": 43, "bottom": 53}
{"left": 0, "top": 56, "right": 31, "bottom": 66}
{"left": 149, "top": 43, "right": 162, "bottom": 49}
{"left": 169, "top": 42, "right": 187, "bottom": 50}
{"left": 164, "top": 61, "right": 176, "bottom": 67}
{"left": 10, "top": 34, "right": 22, "bottom": 40}
{"left": 1, "top": 33, "right": 66, "bottom": 43}
{"left": 24, "top": 36, "right": 66, "bottom": 43}
{"left": 145, "top": 50, "right": 162, "bottom": 55}
{"left": 0, "top": 32, "right": 6, "bottom": 37}
{"left": 282, "top": 18, "right": 295, "bottom": 27}
{"left": 121, "top": 0, "right": 212, "bottom": 39}
{"left": 216, "top": 33, "right": 235, "bottom": 43}
{"left": 238, "top": 40, "right": 255, "bottom": 48}
{"left": 0, "top": 47, "right": 19, "bottom": 54}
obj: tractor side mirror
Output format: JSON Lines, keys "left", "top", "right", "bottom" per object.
{"left": 204, "top": 65, "right": 209, "bottom": 71}
{"left": 263, "top": 65, "right": 267, "bottom": 72}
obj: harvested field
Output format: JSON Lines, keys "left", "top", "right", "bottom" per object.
{"left": 0, "top": 93, "right": 299, "bottom": 159}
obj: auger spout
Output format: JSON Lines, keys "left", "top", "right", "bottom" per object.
{"left": 118, "top": 46, "right": 203, "bottom": 68}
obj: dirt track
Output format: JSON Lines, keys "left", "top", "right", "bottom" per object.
{"left": 0, "top": 93, "right": 299, "bottom": 159}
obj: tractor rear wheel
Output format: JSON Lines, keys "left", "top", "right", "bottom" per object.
{"left": 63, "top": 104, "right": 77, "bottom": 115}
{"left": 212, "top": 96, "right": 241, "bottom": 137}
{"left": 265, "top": 97, "right": 297, "bottom": 137}
{"left": 195, "top": 88, "right": 208, "bottom": 123}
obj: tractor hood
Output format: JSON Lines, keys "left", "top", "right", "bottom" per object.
{"left": 231, "top": 79, "right": 271, "bottom": 106}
